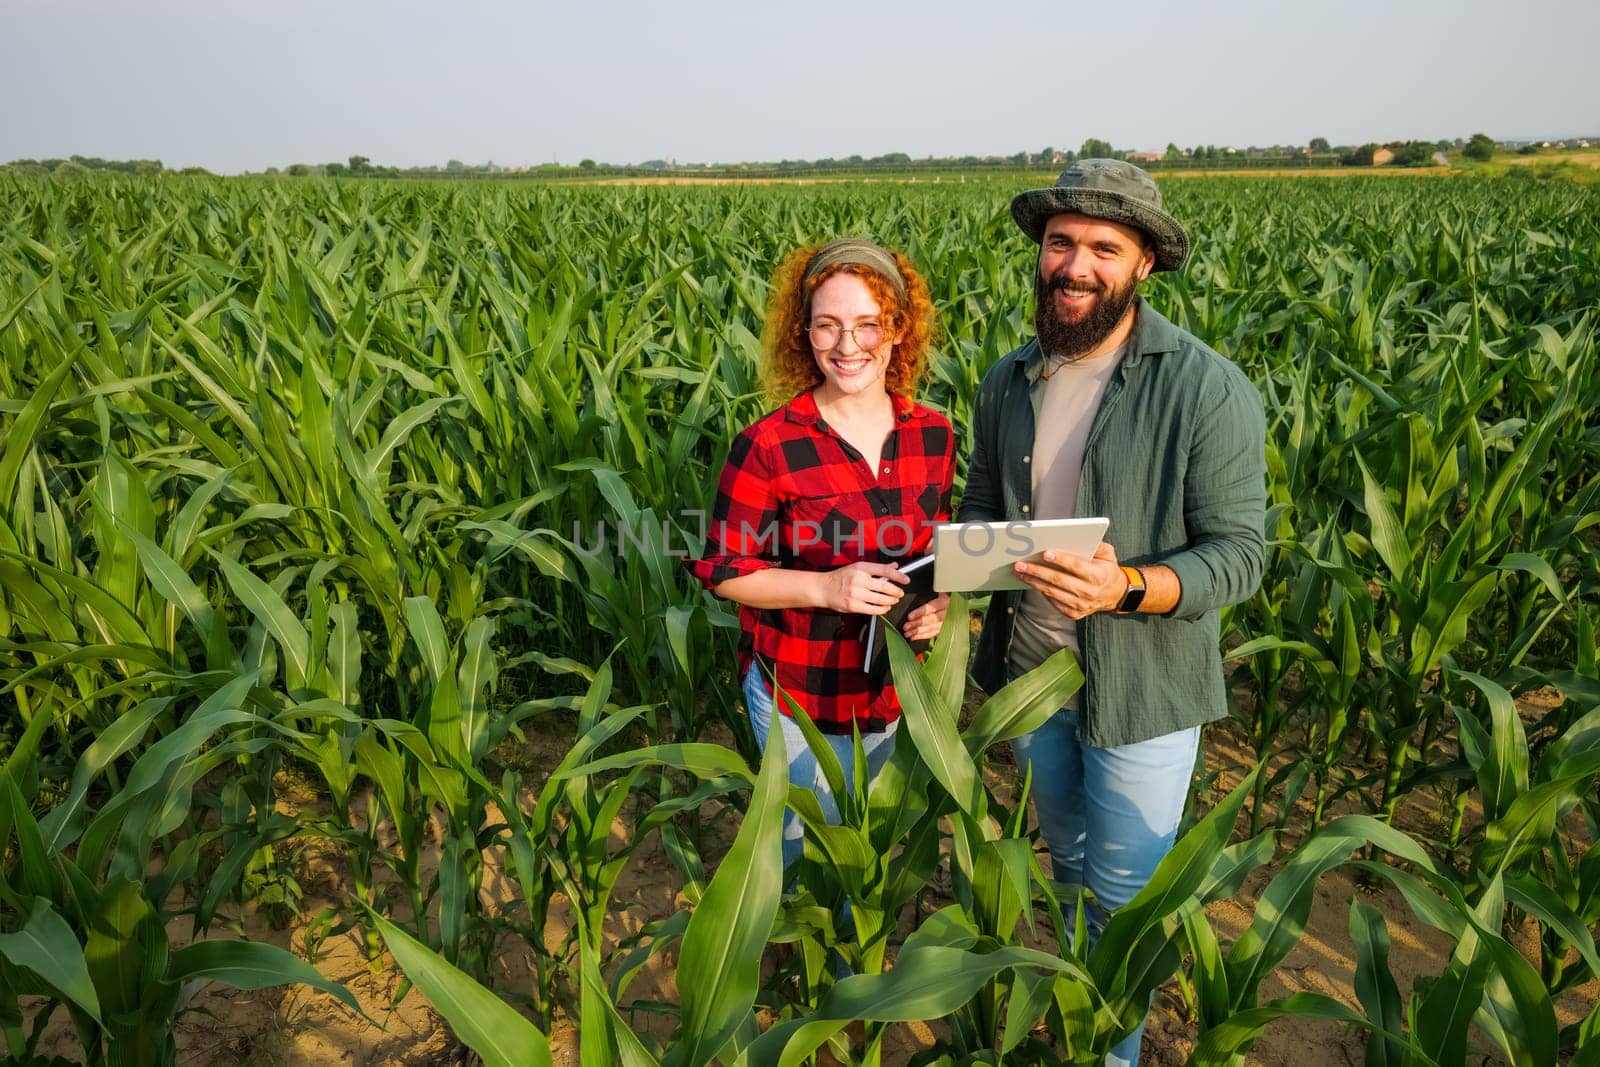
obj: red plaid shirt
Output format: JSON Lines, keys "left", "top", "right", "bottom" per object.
{"left": 689, "top": 392, "right": 954, "bottom": 733}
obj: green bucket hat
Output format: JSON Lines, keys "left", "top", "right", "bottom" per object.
{"left": 1010, "top": 158, "right": 1190, "bottom": 272}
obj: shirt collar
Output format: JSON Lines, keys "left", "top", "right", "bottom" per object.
{"left": 785, "top": 390, "right": 931, "bottom": 428}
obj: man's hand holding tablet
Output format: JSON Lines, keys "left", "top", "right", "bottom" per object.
{"left": 931, "top": 517, "right": 1110, "bottom": 593}
{"left": 1013, "top": 541, "right": 1131, "bottom": 620}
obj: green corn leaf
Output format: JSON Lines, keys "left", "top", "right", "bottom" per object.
{"left": 921, "top": 591, "right": 970, "bottom": 719}
{"left": 1354, "top": 448, "right": 1409, "bottom": 582}
{"left": 437, "top": 835, "right": 470, "bottom": 966}
{"left": 1477, "top": 749, "right": 1600, "bottom": 874}
{"left": 746, "top": 943, "right": 1093, "bottom": 1067}
{"left": 1496, "top": 551, "right": 1569, "bottom": 608}
{"left": 962, "top": 644, "right": 1083, "bottom": 756}
{"left": 1348, "top": 902, "right": 1404, "bottom": 1067}
{"left": 1504, "top": 875, "right": 1600, "bottom": 981}
{"left": 210, "top": 550, "right": 311, "bottom": 689}
{"left": 663, "top": 716, "right": 786, "bottom": 1067}
{"left": 89, "top": 447, "right": 155, "bottom": 613}
{"left": 328, "top": 600, "right": 362, "bottom": 708}
{"left": 1181, "top": 904, "right": 1231, "bottom": 1031}
{"left": 118, "top": 517, "right": 233, "bottom": 668}
{"left": 1189, "top": 991, "right": 1427, "bottom": 1067}
{"left": 0, "top": 549, "right": 150, "bottom": 650}
{"left": 404, "top": 596, "right": 465, "bottom": 766}
{"left": 1200, "top": 832, "right": 1277, "bottom": 904}
{"left": 1413, "top": 877, "right": 1500, "bottom": 1067}
{"left": 403, "top": 594, "right": 452, "bottom": 685}
{"left": 1475, "top": 927, "right": 1559, "bottom": 1067}
{"left": 1226, "top": 814, "right": 1437, "bottom": 1009}
{"left": 38, "top": 697, "right": 168, "bottom": 850}
{"left": 78, "top": 682, "right": 260, "bottom": 875}
{"left": 0, "top": 898, "right": 103, "bottom": 1026}
{"left": 0, "top": 699, "right": 54, "bottom": 782}
{"left": 352, "top": 734, "right": 411, "bottom": 842}
{"left": 1000, "top": 966, "right": 1058, "bottom": 1056}
{"left": 578, "top": 918, "right": 661, "bottom": 1067}
{"left": 1091, "top": 764, "right": 1258, "bottom": 995}
{"left": 1406, "top": 570, "right": 1498, "bottom": 686}
{"left": 2, "top": 773, "right": 58, "bottom": 909}
{"left": 1449, "top": 668, "right": 1529, "bottom": 822}
{"left": 887, "top": 625, "right": 981, "bottom": 816}
{"left": 773, "top": 680, "right": 850, "bottom": 825}
{"left": 563, "top": 743, "right": 756, "bottom": 786}
{"left": 169, "top": 938, "right": 365, "bottom": 1020}
{"left": 83, "top": 877, "right": 166, "bottom": 1022}
{"left": 298, "top": 351, "right": 335, "bottom": 488}
{"left": 458, "top": 614, "right": 499, "bottom": 762}
{"left": 0, "top": 347, "right": 78, "bottom": 522}
{"left": 370, "top": 912, "right": 552, "bottom": 1067}
{"left": 363, "top": 396, "right": 463, "bottom": 484}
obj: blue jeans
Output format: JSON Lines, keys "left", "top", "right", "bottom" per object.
{"left": 1010, "top": 705, "right": 1199, "bottom": 1067}
{"left": 743, "top": 665, "right": 898, "bottom": 869}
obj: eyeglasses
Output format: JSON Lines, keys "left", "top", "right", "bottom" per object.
{"left": 807, "top": 322, "right": 886, "bottom": 351}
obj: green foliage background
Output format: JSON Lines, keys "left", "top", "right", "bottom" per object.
{"left": 1, "top": 172, "right": 1597, "bottom": 1064}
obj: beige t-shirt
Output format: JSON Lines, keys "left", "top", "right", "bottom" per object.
{"left": 1007, "top": 341, "right": 1127, "bottom": 689}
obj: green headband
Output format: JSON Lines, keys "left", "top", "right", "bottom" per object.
{"left": 802, "top": 239, "right": 908, "bottom": 302}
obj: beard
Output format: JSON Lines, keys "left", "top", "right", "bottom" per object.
{"left": 1033, "top": 268, "right": 1140, "bottom": 360}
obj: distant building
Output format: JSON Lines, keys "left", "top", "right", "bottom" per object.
{"left": 1372, "top": 147, "right": 1396, "bottom": 166}
{"left": 1127, "top": 151, "right": 1163, "bottom": 163}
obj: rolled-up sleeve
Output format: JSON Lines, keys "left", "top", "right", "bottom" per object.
{"left": 688, "top": 428, "right": 783, "bottom": 590}
{"left": 1163, "top": 367, "right": 1267, "bottom": 620}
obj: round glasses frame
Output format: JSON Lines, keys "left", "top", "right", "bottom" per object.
{"left": 807, "top": 322, "right": 886, "bottom": 351}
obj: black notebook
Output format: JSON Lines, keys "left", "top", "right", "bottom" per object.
{"left": 862, "top": 554, "right": 939, "bottom": 679}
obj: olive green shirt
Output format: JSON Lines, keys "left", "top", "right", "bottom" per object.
{"left": 957, "top": 299, "right": 1267, "bottom": 747}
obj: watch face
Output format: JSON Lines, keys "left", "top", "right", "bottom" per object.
{"left": 1117, "top": 568, "right": 1146, "bottom": 613}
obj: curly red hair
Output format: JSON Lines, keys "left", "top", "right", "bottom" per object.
{"left": 758, "top": 243, "right": 937, "bottom": 404}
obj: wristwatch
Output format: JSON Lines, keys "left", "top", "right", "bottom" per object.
{"left": 1114, "top": 566, "right": 1146, "bottom": 614}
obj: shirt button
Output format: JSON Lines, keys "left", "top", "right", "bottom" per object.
{"left": 1023, "top": 455, "right": 1031, "bottom": 464}
{"left": 1021, "top": 504, "right": 1031, "bottom": 515}
{"left": 1006, "top": 606, "right": 1015, "bottom": 615}
{"left": 882, "top": 466, "right": 890, "bottom": 475}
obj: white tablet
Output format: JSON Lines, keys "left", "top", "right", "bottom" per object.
{"left": 932, "top": 518, "right": 1110, "bottom": 592}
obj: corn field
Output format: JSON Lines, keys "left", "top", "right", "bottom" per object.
{"left": 1, "top": 172, "right": 1597, "bottom": 1066}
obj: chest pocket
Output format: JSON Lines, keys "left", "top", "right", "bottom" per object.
{"left": 781, "top": 489, "right": 855, "bottom": 562}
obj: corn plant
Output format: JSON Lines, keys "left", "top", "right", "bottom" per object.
{"left": 0, "top": 686, "right": 361, "bottom": 1064}
{"left": 3, "top": 171, "right": 1598, "bottom": 1061}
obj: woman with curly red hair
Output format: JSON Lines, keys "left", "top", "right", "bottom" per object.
{"left": 689, "top": 238, "right": 954, "bottom": 869}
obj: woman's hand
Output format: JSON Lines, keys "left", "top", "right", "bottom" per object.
{"left": 819, "top": 561, "right": 908, "bottom": 615}
{"left": 901, "top": 593, "right": 950, "bottom": 641}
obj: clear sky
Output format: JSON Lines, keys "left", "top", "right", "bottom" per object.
{"left": 3, "top": 0, "right": 1596, "bottom": 174}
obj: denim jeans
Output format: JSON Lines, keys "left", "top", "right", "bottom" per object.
{"left": 743, "top": 665, "right": 898, "bottom": 869}
{"left": 1010, "top": 705, "right": 1199, "bottom": 1067}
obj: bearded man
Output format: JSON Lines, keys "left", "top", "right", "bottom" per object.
{"left": 956, "top": 159, "right": 1266, "bottom": 1066}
